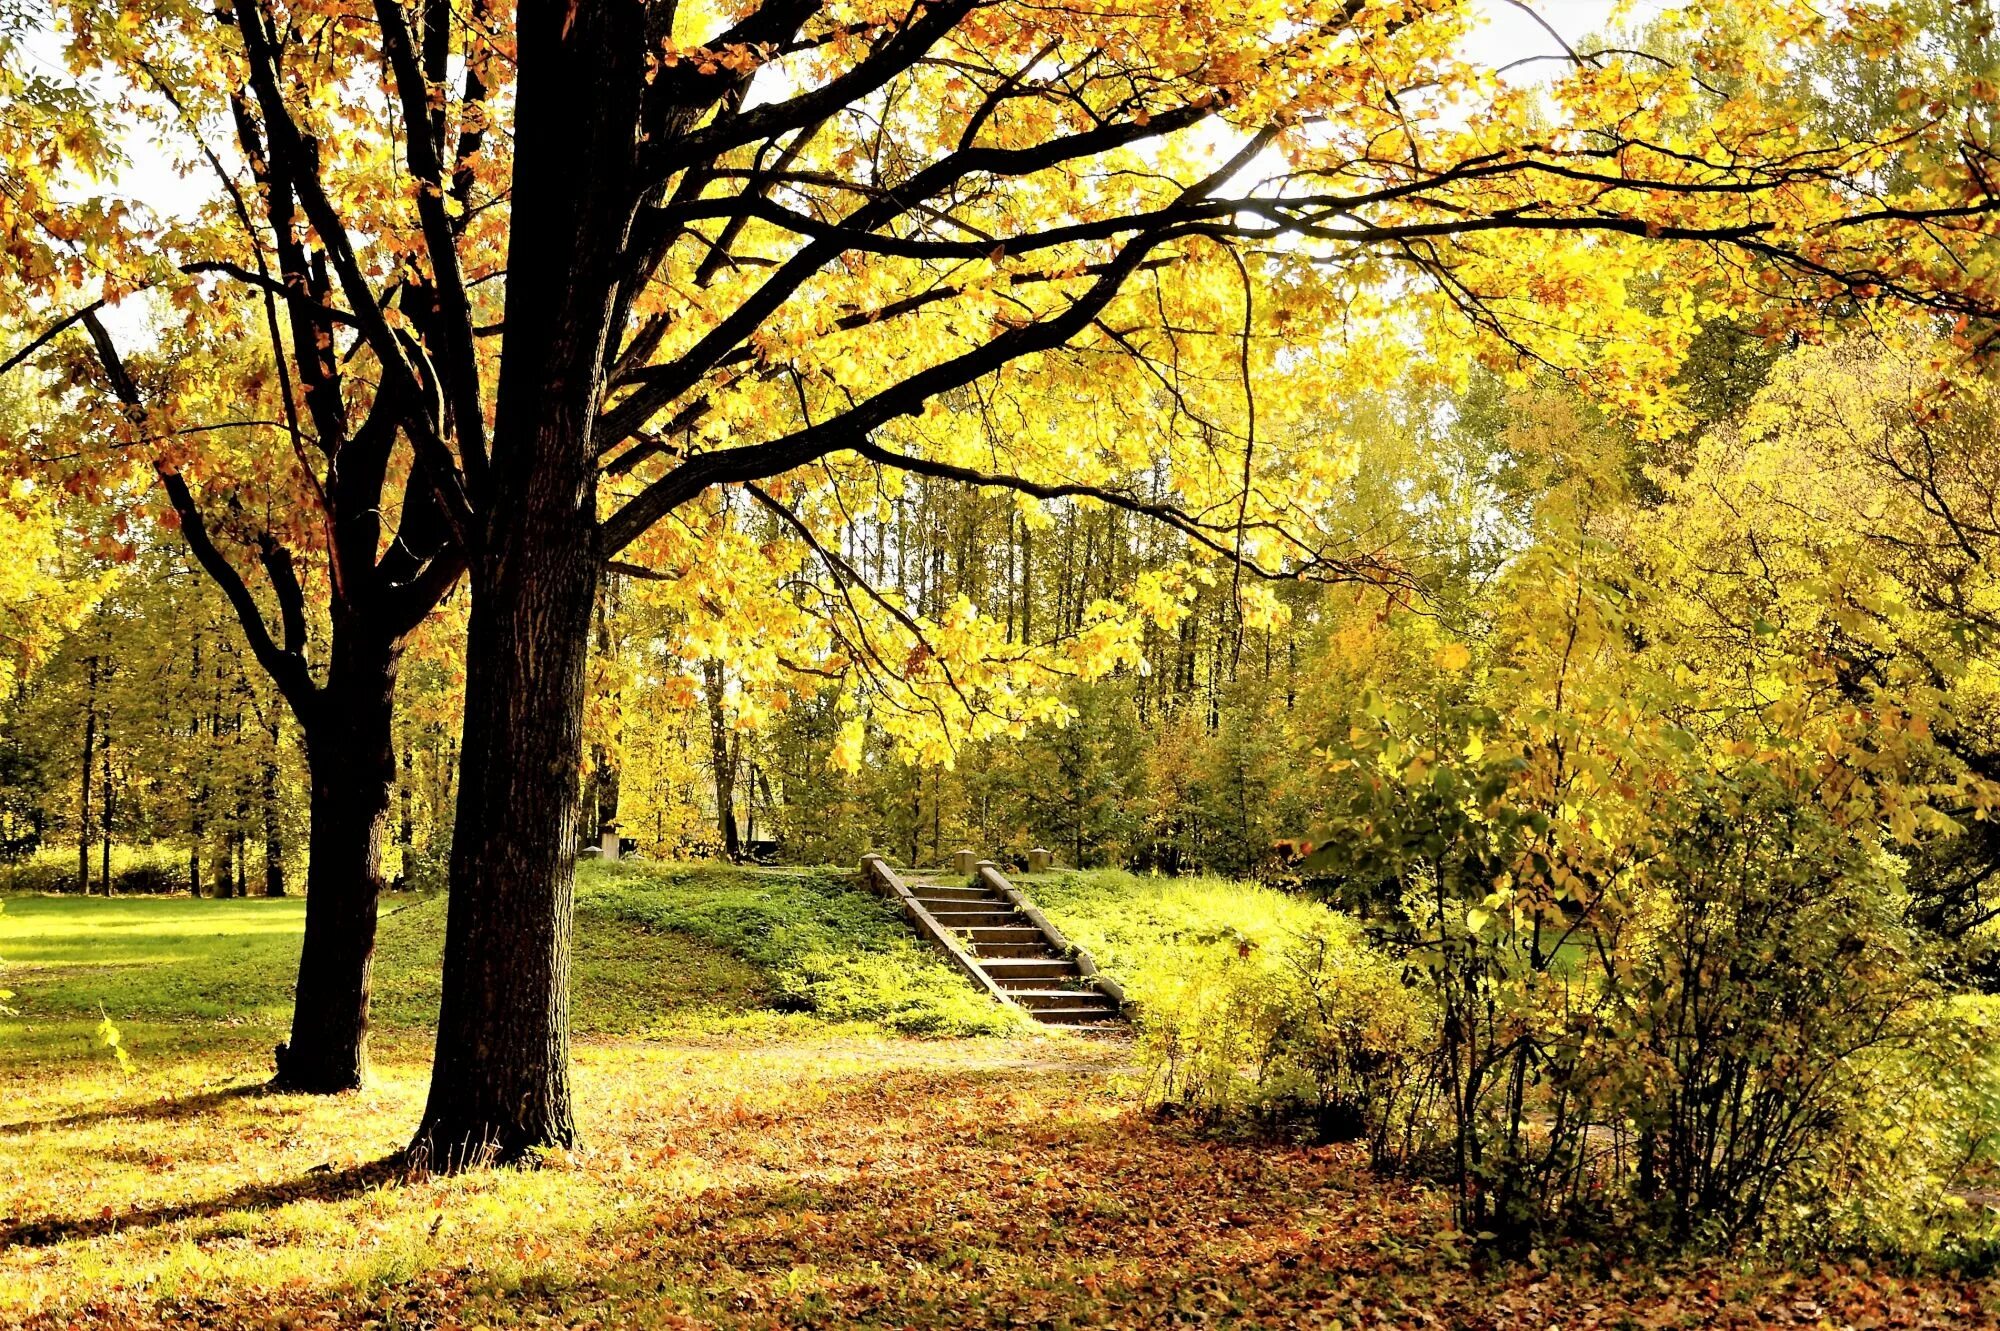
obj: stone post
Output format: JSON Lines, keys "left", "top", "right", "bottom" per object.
{"left": 953, "top": 848, "right": 977, "bottom": 877}
{"left": 599, "top": 821, "right": 621, "bottom": 862}
{"left": 1027, "top": 847, "right": 1052, "bottom": 873}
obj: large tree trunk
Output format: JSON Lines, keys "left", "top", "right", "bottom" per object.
{"left": 272, "top": 637, "right": 400, "bottom": 1093}
{"left": 411, "top": 519, "right": 596, "bottom": 1166}
{"left": 410, "top": 0, "right": 644, "bottom": 1167}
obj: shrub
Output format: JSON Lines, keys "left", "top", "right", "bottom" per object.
{"left": 1594, "top": 789, "right": 1935, "bottom": 1247}
{"left": 1808, "top": 995, "right": 2000, "bottom": 1264}
{"left": 4, "top": 844, "right": 191, "bottom": 894}
{"left": 1270, "top": 924, "right": 1440, "bottom": 1157}
{"left": 1036, "top": 871, "right": 1434, "bottom": 1150}
{"left": 1301, "top": 678, "right": 1986, "bottom": 1256}
{"left": 1137, "top": 923, "right": 1434, "bottom": 1153}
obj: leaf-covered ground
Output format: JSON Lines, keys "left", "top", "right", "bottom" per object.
{"left": 4, "top": 879, "right": 1999, "bottom": 1328}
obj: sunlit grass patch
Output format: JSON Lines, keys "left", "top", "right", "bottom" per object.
{"left": 0, "top": 1032, "right": 1111, "bottom": 1319}
{"left": 580, "top": 860, "right": 1028, "bottom": 1035}
{"left": 1025, "top": 867, "right": 1363, "bottom": 1003}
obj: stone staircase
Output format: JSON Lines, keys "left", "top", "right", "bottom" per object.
{"left": 862, "top": 856, "right": 1125, "bottom": 1029}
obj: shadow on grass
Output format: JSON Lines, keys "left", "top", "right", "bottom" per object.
{"left": 0, "top": 1083, "right": 271, "bottom": 1138}
{"left": 0, "top": 1154, "right": 405, "bottom": 1249}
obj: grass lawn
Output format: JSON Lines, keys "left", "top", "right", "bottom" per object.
{"left": 1, "top": 863, "right": 1996, "bottom": 1329}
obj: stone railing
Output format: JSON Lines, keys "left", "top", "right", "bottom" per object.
{"left": 974, "top": 860, "right": 1128, "bottom": 1014}
{"left": 859, "top": 853, "right": 1013, "bottom": 1007}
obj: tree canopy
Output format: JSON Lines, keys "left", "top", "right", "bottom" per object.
{"left": 3, "top": 0, "right": 2000, "bottom": 1171}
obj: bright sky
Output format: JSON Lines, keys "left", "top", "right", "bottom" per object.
{"left": 22, "top": 0, "right": 1654, "bottom": 342}
{"left": 44, "top": 0, "right": 1649, "bottom": 219}
{"left": 1477, "top": 0, "right": 1644, "bottom": 65}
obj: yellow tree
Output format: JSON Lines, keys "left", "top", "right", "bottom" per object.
{"left": 1, "top": 0, "right": 490, "bottom": 1088}
{"left": 1636, "top": 339, "right": 2000, "bottom": 941}
{"left": 11, "top": 0, "right": 2000, "bottom": 1161}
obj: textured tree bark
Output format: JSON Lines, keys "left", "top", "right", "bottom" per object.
{"left": 271, "top": 638, "right": 400, "bottom": 1093}
{"left": 411, "top": 520, "right": 595, "bottom": 1165}
{"left": 409, "top": 0, "right": 645, "bottom": 1166}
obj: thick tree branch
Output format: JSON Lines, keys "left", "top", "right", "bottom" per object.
{"left": 640, "top": 0, "right": 977, "bottom": 186}
{"left": 601, "top": 226, "right": 1176, "bottom": 554}
{"left": 597, "top": 99, "right": 1219, "bottom": 446}
{"left": 0, "top": 299, "right": 105, "bottom": 380}
{"left": 375, "top": 0, "right": 491, "bottom": 491}
{"left": 78, "top": 309, "right": 319, "bottom": 713}
{"left": 236, "top": 0, "right": 476, "bottom": 545}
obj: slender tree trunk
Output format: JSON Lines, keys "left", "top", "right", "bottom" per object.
{"left": 589, "top": 747, "right": 622, "bottom": 847}
{"left": 263, "top": 719, "right": 286, "bottom": 897}
{"left": 99, "top": 739, "right": 112, "bottom": 894}
{"left": 78, "top": 655, "right": 96, "bottom": 895}
{"left": 272, "top": 638, "right": 401, "bottom": 1092}
{"left": 397, "top": 747, "right": 416, "bottom": 876}
{"left": 1019, "top": 524, "right": 1033, "bottom": 643}
{"left": 213, "top": 824, "right": 235, "bottom": 898}
{"left": 703, "top": 659, "right": 740, "bottom": 860}
{"left": 187, "top": 638, "right": 204, "bottom": 895}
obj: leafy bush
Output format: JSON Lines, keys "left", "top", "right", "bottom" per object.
{"left": 1305, "top": 666, "right": 1998, "bottom": 1257}
{"left": 1029, "top": 869, "right": 1344, "bottom": 998}
{"left": 394, "top": 839, "right": 451, "bottom": 893}
{"left": 1032, "top": 869, "right": 1433, "bottom": 1146}
{"left": 1809, "top": 996, "right": 2000, "bottom": 1265}
{"left": 579, "top": 860, "right": 1024, "bottom": 1036}
{"left": 4, "top": 844, "right": 192, "bottom": 895}
{"left": 1138, "top": 921, "right": 1435, "bottom": 1149}
{"left": 1595, "top": 786, "right": 1936, "bottom": 1248}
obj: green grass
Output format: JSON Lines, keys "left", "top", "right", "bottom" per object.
{"left": 0, "top": 859, "right": 1022, "bottom": 1080}
{"left": 1022, "top": 867, "right": 1365, "bottom": 1006}
{"left": 581, "top": 860, "right": 1026, "bottom": 1036}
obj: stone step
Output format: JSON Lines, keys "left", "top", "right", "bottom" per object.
{"left": 1009, "top": 988, "right": 1118, "bottom": 1012}
{"left": 874, "top": 859, "right": 1126, "bottom": 1028}
{"left": 992, "top": 973, "right": 1087, "bottom": 992}
{"left": 1030, "top": 1005, "right": 1126, "bottom": 1025}
{"left": 928, "top": 909, "right": 1022, "bottom": 929}
{"left": 916, "top": 886, "right": 1001, "bottom": 904}
{"left": 981, "top": 958, "right": 1082, "bottom": 983}
{"left": 961, "top": 925, "right": 1050, "bottom": 947}
{"left": 916, "top": 903, "right": 1008, "bottom": 923}
{"left": 967, "top": 937, "right": 1059, "bottom": 958}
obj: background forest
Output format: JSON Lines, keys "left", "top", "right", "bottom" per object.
{"left": 4, "top": 0, "right": 2000, "bottom": 1318}
{"left": 7, "top": 327, "right": 1997, "bottom": 898}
